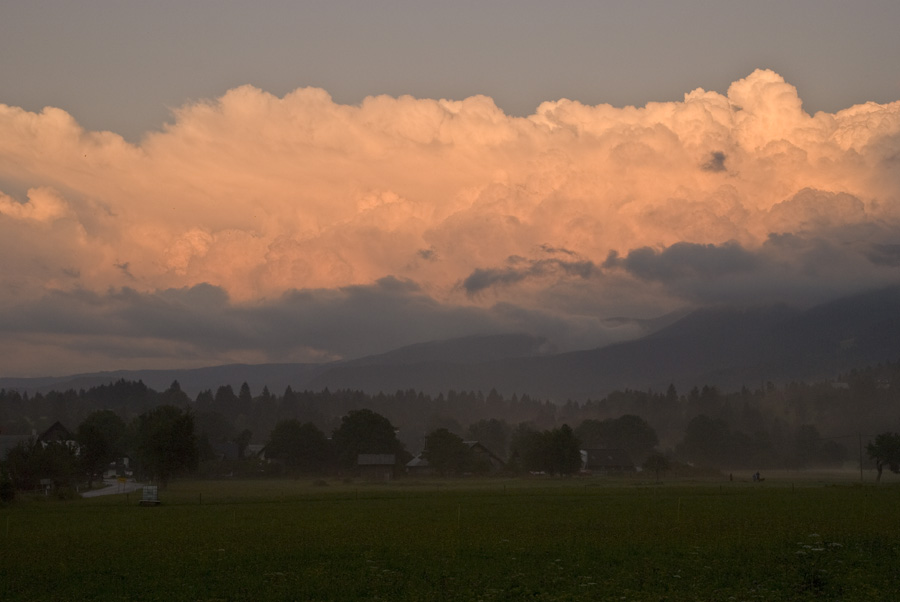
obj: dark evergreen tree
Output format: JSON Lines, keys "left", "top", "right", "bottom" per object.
{"left": 238, "top": 382, "right": 253, "bottom": 405}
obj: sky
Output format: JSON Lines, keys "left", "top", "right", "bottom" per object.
{"left": 1, "top": 1, "right": 900, "bottom": 377}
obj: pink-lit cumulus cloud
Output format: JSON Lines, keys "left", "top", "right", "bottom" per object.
{"left": 1, "top": 70, "right": 899, "bottom": 375}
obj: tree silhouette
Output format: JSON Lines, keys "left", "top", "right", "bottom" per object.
{"left": 867, "top": 432, "right": 900, "bottom": 482}
{"left": 77, "top": 410, "right": 126, "bottom": 487}
{"left": 423, "top": 428, "right": 473, "bottom": 476}
{"left": 133, "top": 405, "right": 198, "bottom": 487}
{"left": 331, "top": 409, "right": 407, "bottom": 470}
{"left": 265, "top": 420, "right": 329, "bottom": 473}
{"left": 643, "top": 451, "right": 670, "bottom": 483}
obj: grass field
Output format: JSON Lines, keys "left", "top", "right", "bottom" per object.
{"left": 2, "top": 475, "right": 899, "bottom": 601}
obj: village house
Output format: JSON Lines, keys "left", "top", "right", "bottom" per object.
{"left": 464, "top": 441, "right": 506, "bottom": 472}
{"left": 405, "top": 441, "right": 506, "bottom": 476}
{"left": 38, "top": 421, "right": 77, "bottom": 447}
{"left": 0, "top": 421, "right": 79, "bottom": 456}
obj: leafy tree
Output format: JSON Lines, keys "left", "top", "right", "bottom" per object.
{"left": 465, "top": 418, "right": 511, "bottom": 460}
{"left": 867, "top": 432, "right": 900, "bottom": 482}
{"left": 423, "top": 428, "right": 473, "bottom": 476}
{"left": 197, "top": 433, "right": 218, "bottom": 463}
{"left": 331, "top": 409, "right": 407, "bottom": 470}
{"left": 132, "top": 405, "right": 199, "bottom": 487}
{"left": 0, "top": 466, "right": 13, "bottom": 502}
{"left": 509, "top": 423, "right": 544, "bottom": 473}
{"left": 194, "top": 411, "right": 237, "bottom": 445}
{"left": 4, "top": 440, "right": 41, "bottom": 490}
{"left": 77, "top": 410, "right": 126, "bottom": 487}
{"left": 643, "top": 451, "right": 671, "bottom": 483}
{"left": 575, "top": 419, "right": 605, "bottom": 447}
{"left": 575, "top": 415, "right": 658, "bottom": 462}
{"left": 677, "top": 414, "right": 732, "bottom": 467}
{"left": 4, "top": 439, "right": 79, "bottom": 491}
{"left": 425, "top": 415, "right": 464, "bottom": 436}
{"left": 509, "top": 423, "right": 581, "bottom": 475}
{"left": 265, "top": 420, "right": 330, "bottom": 473}
{"left": 791, "top": 424, "right": 845, "bottom": 468}
{"left": 793, "top": 424, "right": 821, "bottom": 468}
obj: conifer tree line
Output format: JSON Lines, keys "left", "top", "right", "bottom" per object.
{"left": 3, "top": 359, "right": 900, "bottom": 491}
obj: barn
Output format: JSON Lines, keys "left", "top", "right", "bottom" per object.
{"left": 357, "top": 454, "right": 397, "bottom": 481}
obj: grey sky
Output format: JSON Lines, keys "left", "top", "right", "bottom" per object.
{"left": 2, "top": 1, "right": 899, "bottom": 141}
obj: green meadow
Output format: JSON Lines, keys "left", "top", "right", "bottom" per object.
{"left": 2, "top": 477, "right": 899, "bottom": 601}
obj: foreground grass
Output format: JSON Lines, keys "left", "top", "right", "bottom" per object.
{"left": 2, "top": 478, "right": 899, "bottom": 601}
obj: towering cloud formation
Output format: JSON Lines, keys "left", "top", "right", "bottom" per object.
{"left": 1, "top": 70, "right": 899, "bottom": 374}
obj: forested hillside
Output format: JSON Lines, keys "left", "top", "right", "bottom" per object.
{"left": 3, "top": 359, "right": 899, "bottom": 473}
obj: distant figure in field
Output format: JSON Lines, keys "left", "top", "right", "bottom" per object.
{"left": 753, "top": 471, "right": 764, "bottom": 482}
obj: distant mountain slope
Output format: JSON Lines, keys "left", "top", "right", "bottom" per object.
{"left": 0, "top": 334, "right": 549, "bottom": 396}
{"left": 0, "top": 363, "right": 328, "bottom": 397}
{"left": 304, "top": 307, "right": 801, "bottom": 400}
{"left": 4, "top": 286, "right": 900, "bottom": 400}
{"left": 307, "top": 286, "right": 900, "bottom": 400}
{"left": 343, "top": 333, "right": 550, "bottom": 366}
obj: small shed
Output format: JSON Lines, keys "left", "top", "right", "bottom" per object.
{"left": 405, "top": 454, "right": 432, "bottom": 477}
{"left": 357, "top": 454, "right": 396, "bottom": 481}
{"left": 581, "top": 448, "right": 636, "bottom": 474}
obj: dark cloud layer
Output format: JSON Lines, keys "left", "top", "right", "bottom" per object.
{"left": 0, "top": 277, "right": 640, "bottom": 374}
{"left": 603, "top": 242, "right": 758, "bottom": 283}
{"left": 603, "top": 230, "right": 900, "bottom": 307}
{"left": 462, "top": 258, "right": 597, "bottom": 295}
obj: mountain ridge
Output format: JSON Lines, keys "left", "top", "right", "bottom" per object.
{"left": 3, "top": 286, "right": 900, "bottom": 400}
